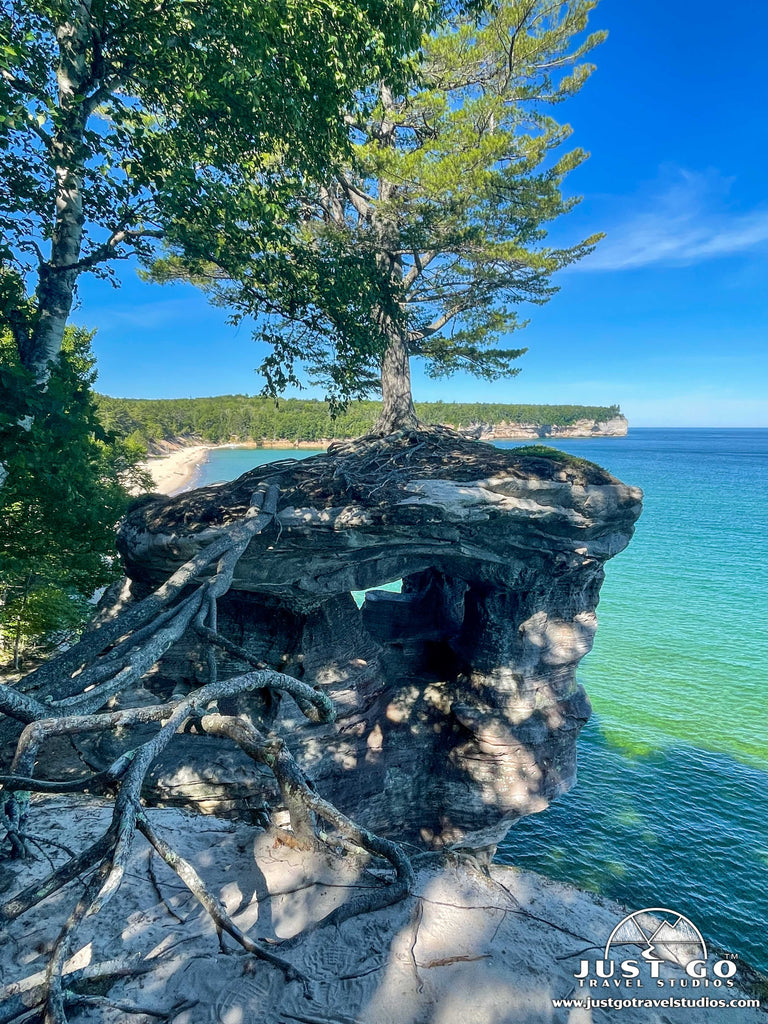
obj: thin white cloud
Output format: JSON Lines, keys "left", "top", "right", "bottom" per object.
{"left": 575, "top": 169, "right": 768, "bottom": 271}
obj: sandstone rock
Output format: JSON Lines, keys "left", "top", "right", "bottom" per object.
{"left": 115, "top": 430, "right": 642, "bottom": 852}
{"left": 2, "top": 798, "right": 762, "bottom": 1024}
{"left": 478, "top": 413, "right": 629, "bottom": 440}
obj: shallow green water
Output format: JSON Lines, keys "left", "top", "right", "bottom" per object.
{"left": 195, "top": 429, "right": 768, "bottom": 968}
{"left": 495, "top": 429, "right": 768, "bottom": 971}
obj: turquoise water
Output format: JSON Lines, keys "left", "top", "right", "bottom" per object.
{"left": 192, "top": 446, "right": 325, "bottom": 489}
{"left": 194, "top": 430, "right": 768, "bottom": 969}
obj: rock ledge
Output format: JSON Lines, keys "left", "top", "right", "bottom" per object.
{"left": 114, "top": 430, "right": 643, "bottom": 851}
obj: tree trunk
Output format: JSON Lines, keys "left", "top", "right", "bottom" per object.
{"left": 369, "top": 80, "right": 420, "bottom": 436}
{"left": 0, "top": 8, "right": 91, "bottom": 503}
{"left": 12, "top": 577, "right": 33, "bottom": 673}
{"left": 21, "top": 264, "right": 81, "bottom": 382}
{"left": 18, "top": 3, "right": 91, "bottom": 382}
{"left": 375, "top": 327, "right": 418, "bottom": 434}
{"left": 12, "top": 617, "right": 23, "bottom": 673}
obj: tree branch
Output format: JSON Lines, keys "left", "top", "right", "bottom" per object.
{"left": 403, "top": 251, "right": 436, "bottom": 290}
{"left": 56, "top": 228, "right": 165, "bottom": 273}
{"left": 337, "top": 174, "right": 372, "bottom": 220}
{"left": 0, "top": 69, "right": 40, "bottom": 98}
{"left": 408, "top": 305, "right": 466, "bottom": 342}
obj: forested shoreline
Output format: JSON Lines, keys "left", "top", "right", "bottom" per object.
{"left": 96, "top": 395, "right": 623, "bottom": 446}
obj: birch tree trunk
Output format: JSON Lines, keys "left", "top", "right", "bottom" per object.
{"left": 17, "top": 2, "right": 91, "bottom": 382}
{"left": 1, "top": 7, "right": 91, "bottom": 498}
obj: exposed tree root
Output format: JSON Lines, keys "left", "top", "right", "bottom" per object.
{"left": 136, "top": 813, "right": 305, "bottom": 985}
{"left": 0, "top": 479, "right": 414, "bottom": 1021}
{"left": 0, "top": 959, "right": 157, "bottom": 1024}
{"left": 200, "top": 713, "right": 415, "bottom": 944}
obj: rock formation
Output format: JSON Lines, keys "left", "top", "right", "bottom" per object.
{"left": 114, "top": 429, "right": 642, "bottom": 853}
{"left": 477, "top": 413, "right": 629, "bottom": 440}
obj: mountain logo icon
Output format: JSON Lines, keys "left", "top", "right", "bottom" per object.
{"left": 605, "top": 907, "right": 708, "bottom": 969}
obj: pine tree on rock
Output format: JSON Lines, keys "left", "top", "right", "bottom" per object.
{"left": 154, "top": 1, "right": 605, "bottom": 433}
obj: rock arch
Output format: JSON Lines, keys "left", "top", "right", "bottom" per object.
{"left": 111, "top": 431, "right": 642, "bottom": 852}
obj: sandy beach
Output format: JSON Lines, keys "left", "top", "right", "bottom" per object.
{"left": 141, "top": 444, "right": 210, "bottom": 495}
{"left": 2, "top": 796, "right": 764, "bottom": 1024}
{"left": 141, "top": 439, "right": 332, "bottom": 496}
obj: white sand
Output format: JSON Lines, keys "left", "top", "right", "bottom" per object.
{"left": 141, "top": 445, "right": 210, "bottom": 495}
{"left": 1, "top": 797, "right": 762, "bottom": 1024}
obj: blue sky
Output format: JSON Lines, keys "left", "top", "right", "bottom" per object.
{"left": 77, "top": 0, "right": 768, "bottom": 426}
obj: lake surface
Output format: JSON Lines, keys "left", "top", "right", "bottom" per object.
{"left": 194, "top": 429, "right": 768, "bottom": 968}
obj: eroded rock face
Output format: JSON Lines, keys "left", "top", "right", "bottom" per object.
{"left": 480, "top": 413, "right": 629, "bottom": 440}
{"left": 116, "top": 430, "right": 642, "bottom": 851}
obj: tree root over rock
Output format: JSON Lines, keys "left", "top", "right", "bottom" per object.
{"left": 0, "top": 481, "right": 414, "bottom": 1023}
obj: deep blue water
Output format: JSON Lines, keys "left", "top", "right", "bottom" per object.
{"left": 195, "top": 429, "right": 768, "bottom": 969}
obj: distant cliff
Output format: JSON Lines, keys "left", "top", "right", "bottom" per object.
{"left": 477, "top": 414, "right": 628, "bottom": 440}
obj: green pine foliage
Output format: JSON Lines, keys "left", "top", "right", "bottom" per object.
{"left": 0, "top": 328, "right": 150, "bottom": 668}
{"left": 151, "top": 0, "right": 606, "bottom": 415}
{"left": 95, "top": 394, "right": 622, "bottom": 446}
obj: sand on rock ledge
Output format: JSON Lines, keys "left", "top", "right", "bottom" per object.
{"left": 0, "top": 797, "right": 764, "bottom": 1024}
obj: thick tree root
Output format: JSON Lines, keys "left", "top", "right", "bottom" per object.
{"left": 136, "top": 813, "right": 305, "bottom": 985}
{"left": 0, "top": 479, "right": 414, "bottom": 1022}
{"left": 0, "top": 959, "right": 157, "bottom": 1024}
{"left": 201, "top": 713, "right": 414, "bottom": 945}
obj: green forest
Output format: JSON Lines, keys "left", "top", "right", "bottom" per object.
{"left": 96, "top": 395, "right": 622, "bottom": 447}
